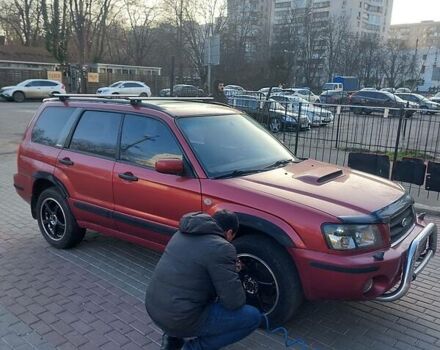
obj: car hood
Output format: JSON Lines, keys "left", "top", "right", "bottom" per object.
{"left": 1, "top": 85, "right": 16, "bottom": 90}
{"left": 229, "top": 159, "right": 405, "bottom": 218}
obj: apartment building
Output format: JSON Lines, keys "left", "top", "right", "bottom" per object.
{"left": 273, "top": 0, "right": 394, "bottom": 39}
{"left": 390, "top": 21, "right": 440, "bottom": 49}
{"left": 227, "top": 0, "right": 274, "bottom": 61}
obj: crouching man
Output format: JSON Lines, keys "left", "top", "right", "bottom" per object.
{"left": 145, "top": 210, "right": 261, "bottom": 350}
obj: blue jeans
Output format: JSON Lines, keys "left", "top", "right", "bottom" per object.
{"left": 183, "top": 304, "right": 262, "bottom": 350}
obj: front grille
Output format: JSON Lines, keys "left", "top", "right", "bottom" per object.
{"left": 389, "top": 205, "right": 415, "bottom": 244}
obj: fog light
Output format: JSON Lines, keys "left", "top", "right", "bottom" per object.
{"left": 363, "top": 278, "right": 374, "bottom": 294}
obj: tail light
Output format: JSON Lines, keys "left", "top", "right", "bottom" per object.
{"left": 61, "top": 84, "right": 65, "bottom": 90}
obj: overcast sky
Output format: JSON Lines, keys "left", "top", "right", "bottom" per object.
{"left": 392, "top": 0, "right": 440, "bottom": 24}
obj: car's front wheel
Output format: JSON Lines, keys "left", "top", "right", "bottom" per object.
{"left": 269, "top": 118, "right": 282, "bottom": 133}
{"left": 233, "top": 235, "right": 303, "bottom": 326}
{"left": 36, "top": 188, "right": 85, "bottom": 249}
{"left": 13, "top": 91, "right": 25, "bottom": 102}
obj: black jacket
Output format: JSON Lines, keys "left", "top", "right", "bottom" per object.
{"left": 145, "top": 212, "right": 246, "bottom": 337}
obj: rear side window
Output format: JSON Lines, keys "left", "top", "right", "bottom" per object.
{"left": 120, "top": 115, "right": 182, "bottom": 168}
{"left": 69, "top": 111, "right": 122, "bottom": 158}
{"left": 31, "top": 107, "right": 77, "bottom": 147}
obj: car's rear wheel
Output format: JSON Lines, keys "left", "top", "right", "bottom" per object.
{"left": 36, "top": 188, "right": 85, "bottom": 249}
{"left": 51, "top": 91, "right": 60, "bottom": 97}
{"left": 13, "top": 91, "right": 25, "bottom": 102}
{"left": 269, "top": 118, "right": 282, "bottom": 133}
{"left": 139, "top": 92, "right": 148, "bottom": 97}
{"left": 233, "top": 235, "right": 303, "bottom": 326}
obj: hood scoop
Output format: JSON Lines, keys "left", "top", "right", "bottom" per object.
{"left": 294, "top": 168, "right": 344, "bottom": 185}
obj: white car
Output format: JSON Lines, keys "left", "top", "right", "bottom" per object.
{"left": 430, "top": 92, "right": 440, "bottom": 104}
{"left": 279, "top": 88, "right": 320, "bottom": 103}
{"left": 271, "top": 95, "right": 334, "bottom": 126}
{"left": 96, "top": 81, "right": 152, "bottom": 96}
{"left": 0, "top": 79, "right": 66, "bottom": 102}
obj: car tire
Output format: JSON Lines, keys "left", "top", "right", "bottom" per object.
{"left": 112, "top": 92, "right": 119, "bottom": 95}
{"left": 51, "top": 91, "right": 60, "bottom": 97}
{"left": 269, "top": 118, "right": 282, "bottom": 133}
{"left": 36, "top": 188, "right": 86, "bottom": 249}
{"left": 13, "top": 91, "right": 25, "bottom": 103}
{"left": 140, "top": 92, "right": 148, "bottom": 97}
{"left": 233, "top": 235, "right": 303, "bottom": 326}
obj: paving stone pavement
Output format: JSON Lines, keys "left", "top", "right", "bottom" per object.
{"left": 1, "top": 103, "right": 440, "bottom": 349}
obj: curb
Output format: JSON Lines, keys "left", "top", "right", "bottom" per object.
{"left": 415, "top": 203, "right": 440, "bottom": 216}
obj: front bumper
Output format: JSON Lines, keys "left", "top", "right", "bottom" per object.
{"left": 376, "top": 222, "right": 437, "bottom": 301}
{"left": 292, "top": 221, "right": 437, "bottom": 301}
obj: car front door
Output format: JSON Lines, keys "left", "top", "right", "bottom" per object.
{"left": 54, "top": 110, "right": 122, "bottom": 229}
{"left": 24, "top": 81, "right": 41, "bottom": 98}
{"left": 112, "top": 114, "right": 202, "bottom": 246}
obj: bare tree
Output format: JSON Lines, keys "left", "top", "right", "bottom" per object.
{"left": 41, "top": 0, "right": 69, "bottom": 63}
{"left": 0, "top": 0, "right": 42, "bottom": 46}
{"left": 68, "top": 0, "right": 116, "bottom": 65}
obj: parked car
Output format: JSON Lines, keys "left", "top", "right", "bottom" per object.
{"left": 14, "top": 96, "right": 437, "bottom": 325}
{"left": 395, "top": 93, "right": 440, "bottom": 114}
{"left": 280, "top": 88, "right": 320, "bottom": 103}
{"left": 225, "top": 84, "right": 244, "bottom": 91}
{"left": 350, "top": 90, "right": 418, "bottom": 117}
{"left": 271, "top": 95, "right": 334, "bottom": 126}
{"left": 159, "top": 84, "right": 205, "bottom": 97}
{"left": 96, "top": 81, "right": 151, "bottom": 96}
{"left": 230, "top": 94, "right": 309, "bottom": 132}
{"left": 430, "top": 92, "right": 440, "bottom": 104}
{"left": 258, "top": 87, "right": 283, "bottom": 96}
{"left": 224, "top": 85, "right": 245, "bottom": 99}
{"left": 322, "top": 82, "right": 343, "bottom": 92}
{"left": 319, "top": 90, "right": 351, "bottom": 105}
{"left": 380, "top": 88, "right": 396, "bottom": 93}
{"left": 0, "top": 79, "right": 66, "bottom": 102}
{"left": 396, "top": 87, "right": 411, "bottom": 93}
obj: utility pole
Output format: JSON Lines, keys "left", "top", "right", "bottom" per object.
{"left": 178, "top": 0, "right": 184, "bottom": 84}
{"left": 207, "top": 25, "right": 212, "bottom": 95}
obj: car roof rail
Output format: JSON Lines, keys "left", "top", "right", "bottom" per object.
{"left": 49, "top": 93, "right": 214, "bottom": 104}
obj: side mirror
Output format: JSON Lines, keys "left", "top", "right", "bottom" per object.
{"left": 155, "top": 158, "right": 184, "bottom": 175}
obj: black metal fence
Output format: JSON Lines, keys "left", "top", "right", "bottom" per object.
{"left": 229, "top": 95, "right": 440, "bottom": 206}
{"left": 282, "top": 103, "right": 440, "bottom": 206}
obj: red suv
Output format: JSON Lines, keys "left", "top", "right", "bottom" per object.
{"left": 14, "top": 96, "right": 437, "bottom": 324}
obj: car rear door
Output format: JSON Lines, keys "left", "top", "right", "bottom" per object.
{"left": 112, "top": 113, "right": 202, "bottom": 245}
{"left": 54, "top": 109, "right": 122, "bottom": 229}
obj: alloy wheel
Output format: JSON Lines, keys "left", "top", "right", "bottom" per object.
{"left": 237, "top": 253, "right": 280, "bottom": 315}
{"left": 40, "top": 198, "right": 67, "bottom": 241}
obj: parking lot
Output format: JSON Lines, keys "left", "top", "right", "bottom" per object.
{"left": 1, "top": 100, "right": 440, "bottom": 350}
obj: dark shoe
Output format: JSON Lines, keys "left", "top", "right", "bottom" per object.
{"left": 160, "top": 334, "right": 184, "bottom": 350}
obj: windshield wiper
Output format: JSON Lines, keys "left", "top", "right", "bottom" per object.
{"left": 214, "top": 169, "right": 265, "bottom": 179}
{"left": 263, "top": 159, "right": 295, "bottom": 170}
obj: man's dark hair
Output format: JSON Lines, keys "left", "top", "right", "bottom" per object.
{"left": 212, "top": 210, "right": 239, "bottom": 233}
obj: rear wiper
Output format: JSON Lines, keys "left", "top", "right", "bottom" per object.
{"left": 214, "top": 169, "right": 265, "bottom": 179}
{"left": 263, "top": 159, "right": 295, "bottom": 170}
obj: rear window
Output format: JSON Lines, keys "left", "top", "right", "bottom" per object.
{"left": 31, "top": 107, "right": 77, "bottom": 147}
{"left": 69, "top": 111, "right": 122, "bottom": 158}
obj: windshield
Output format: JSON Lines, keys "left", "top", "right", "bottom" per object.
{"left": 177, "top": 114, "right": 297, "bottom": 178}
{"left": 110, "top": 82, "right": 122, "bottom": 87}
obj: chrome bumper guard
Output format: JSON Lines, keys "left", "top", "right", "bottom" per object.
{"left": 376, "top": 222, "right": 437, "bottom": 302}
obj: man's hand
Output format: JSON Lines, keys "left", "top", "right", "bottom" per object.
{"left": 235, "top": 258, "right": 244, "bottom": 273}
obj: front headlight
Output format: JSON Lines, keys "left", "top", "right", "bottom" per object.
{"left": 322, "top": 224, "right": 382, "bottom": 250}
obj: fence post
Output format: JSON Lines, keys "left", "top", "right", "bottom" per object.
{"left": 335, "top": 107, "right": 341, "bottom": 148}
{"left": 392, "top": 108, "right": 405, "bottom": 178}
{"left": 295, "top": 103, "right": 302, "bottom": 155}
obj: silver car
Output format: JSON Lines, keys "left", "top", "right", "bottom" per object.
{"left": 0, "top": 79, "right": 66, "bottom": 102}
{"left": 96, "top": 81, "right": 152, "bottom": 96}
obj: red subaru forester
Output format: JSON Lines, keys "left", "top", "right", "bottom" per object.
{"left": 14, "top": 96, "right": 437, "bottom": 324}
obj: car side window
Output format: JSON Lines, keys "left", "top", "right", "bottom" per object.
{"left": 31, "top": 107, "right": 77, "bottom": 147}
{"left": 120, "top": 114, "right": 182, "bottom": 168}
{"left": 69, "top": 111, "right": 122, "bottom": 158}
